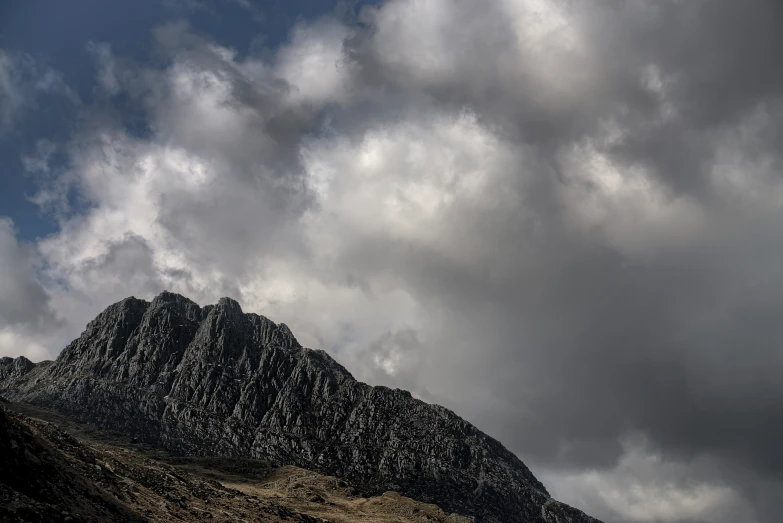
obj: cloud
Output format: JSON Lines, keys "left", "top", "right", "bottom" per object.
{"left": 86, "top": 42, "right": 121, "bottom": 96}
{"left": 275, "top": 19, "right": 354, "bottom": 106}
{"left": 0, "top": 49, "right": 78, "bottom": 135}
{"left": 0, "top": 219, "right": 56, "bottom": 328}
{"left": 6, "top": 1, "right": 783, "bottom": 521}
{"left": 541, "top": 436, "right": 758, "bottom": 523}
{"left": 0, "top": 219, "right": 60, "bottom": 360}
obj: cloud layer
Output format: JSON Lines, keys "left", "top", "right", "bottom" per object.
{"left": 3, "top": 1, "right": 783, "bottom": 521}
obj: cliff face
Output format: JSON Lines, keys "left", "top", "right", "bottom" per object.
{"left": 0, "top": 291, "right": 599, "bottom": 523}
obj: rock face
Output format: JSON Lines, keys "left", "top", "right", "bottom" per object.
{"left": 0, "top": 355, "right": 36, "bottom": 382}
{"left": 1, "top": 291, "right": 600, "bottom": 523}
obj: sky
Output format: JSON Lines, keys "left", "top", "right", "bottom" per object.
{"left": 1, "top": 1, "right": 782, "bottom": 522}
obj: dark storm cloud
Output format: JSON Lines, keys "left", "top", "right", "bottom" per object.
{"left": 323, "top": 1, "right": 783, "bottom": 520}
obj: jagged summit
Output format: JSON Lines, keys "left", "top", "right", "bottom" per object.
{"left": 0, "top": 356, "right": 36, "bottom": 383}
{"left": 0, "top": 292, "right": 600, "bottom": 523}
{"left": 215, "top": 295, "right": 242, "bottom": 308}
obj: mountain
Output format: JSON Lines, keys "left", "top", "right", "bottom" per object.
{"left": 0, "top": 291, "right": 600, "bottom": 523}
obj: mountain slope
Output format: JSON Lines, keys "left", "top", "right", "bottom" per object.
{"left": 0, "top": 400, "right": 473, "bottom": 522}
{"left": 1, "top": 291, "right": 599, "bottom": 523}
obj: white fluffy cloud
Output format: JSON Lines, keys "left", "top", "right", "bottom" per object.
{"left": 275, "top": 19, "right": 355, "bottom": 106}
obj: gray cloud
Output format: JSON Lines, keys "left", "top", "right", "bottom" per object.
{"left": 5, "top": 1, "right": 783, "bottom": 521}
{"left": 0, "top": 218, "right": 62, "bottom": 360}
{"left": 0, "top": 49, "right": 78, "bottom": 135}
{"left": 0, "top": 218, "right": 57, "bottom": 329}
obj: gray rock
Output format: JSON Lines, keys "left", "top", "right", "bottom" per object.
{"left": 1, "top": 291, "right": 600, "bottom": 523}
{"left": 0, "top": 355, "right": 35, "bottom": 382}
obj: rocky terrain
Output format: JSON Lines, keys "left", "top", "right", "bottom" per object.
{"left": 0, "top": 400, "right": 472, "bottom": 522}
{"left": 0, "top": 291, "right": 599, "bottom": 523}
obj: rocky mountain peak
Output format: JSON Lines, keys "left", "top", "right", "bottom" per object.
{"left": 149, "top": 290, "right": 202, "bottom": 317}
{"left": 0, "top": 293, "right": 600, "bottom": 523}
{"left": 215, "top": 295, "right": 242, "bottom": 311}
{"left": 0, "top": 356, "right": 35, "bottom": 383}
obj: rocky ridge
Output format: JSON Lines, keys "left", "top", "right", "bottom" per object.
{"left": 0, "top": 291, "right": 599, "bottom": 523}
